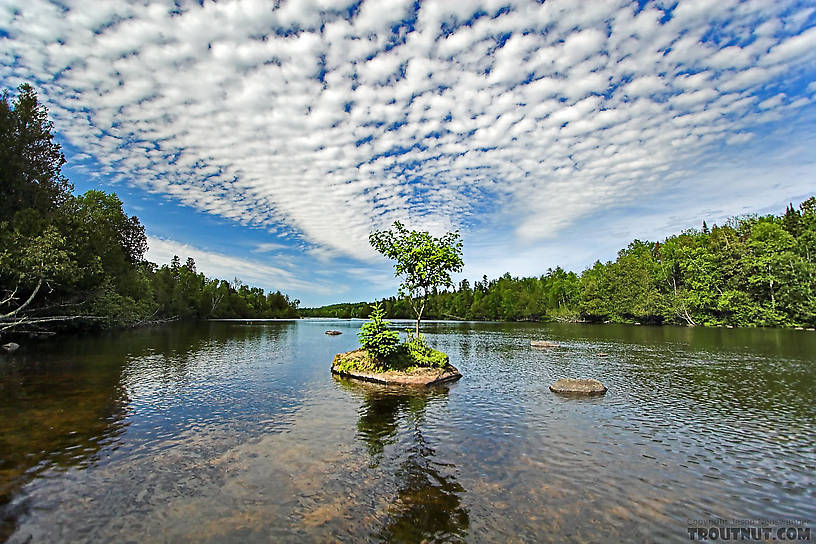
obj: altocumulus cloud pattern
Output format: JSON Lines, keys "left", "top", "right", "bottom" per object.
{"left": 1, "top": 0, "right": 815, "bottom": 260}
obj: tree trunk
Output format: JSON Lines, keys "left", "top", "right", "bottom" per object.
{"left": 0, "top": 286, "right": 19, "bottom": 307}
{"left": 768, "top": 264, "right": 775, "bottom": 309}
{"left": 671, "top": 276, "right": 696, "bottom": 326}
{"left": 415, "top": 297, "right": 426, "bottom": 338}
{"left": 211, "top": 291, "right": 225, "bottom": 314}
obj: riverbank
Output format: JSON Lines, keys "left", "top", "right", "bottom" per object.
{"left": 3, "top": 316, "right": 814, "bottom": 354}
{"left": 298, "top": 314, "right": 816, "bottom": 331}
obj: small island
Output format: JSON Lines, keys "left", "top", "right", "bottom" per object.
{"left": 332, "top": 222, "right": 464, "bottom": 387}
{"left": 331, "top": 304, "right": 462, "bottom": 386}
{"left": 332, "top": 348, "right": 461, "bottom": 387}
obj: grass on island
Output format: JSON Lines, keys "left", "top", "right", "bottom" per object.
{"left": 333, "top": 339, "right": 450, "bottom": 375}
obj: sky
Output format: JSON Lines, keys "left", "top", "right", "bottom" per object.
{"left": 2, "top": 0, "right": 815, "bottom": 306}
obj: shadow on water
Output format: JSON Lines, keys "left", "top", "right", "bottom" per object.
{"left": 336, "top": 378, "right": 470, "bottom": 543}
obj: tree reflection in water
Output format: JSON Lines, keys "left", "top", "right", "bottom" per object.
{"left": 346, "top": 380, "right": 470, "bottom": 543}
{"left": 0, "top": 348, "right": 130, "bottom": 542}
{"left": 0, "top": 322, "right": 289, "bottom": 542}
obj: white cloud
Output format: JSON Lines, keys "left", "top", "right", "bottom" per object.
{"left": 146, "top": 237, "right": 335, "bottom": 296}
{"left": 758, "top": 93, "right": 786, "bottom": 110}
{"left": 1, "top": 0, "right": 814, "bottom": 267}
{"left": 762, "top": 25, "right": 816, "bottom": 66}
{"left": 251, "top": 242, "right": 289, "bottom": 253}
{"left": 726, "top": 132, "right": 754, "bottom": 145}
{"left": 624, "top": 75, "right": 667, "bottom": 97}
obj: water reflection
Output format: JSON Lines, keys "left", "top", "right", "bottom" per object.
{"left": 1, "top": 320, "right": 814, "bottom": 542}
{"left": 0, "top": 348, "right": 129, "bottom": 541}
{"left": 0, "top": 321, "right": 295, "bottom": 542}
{"left": 376, "top": 426, "right": 469, "bottom": 543}
{"left": 340, "top": 379, "right": 470, "bottom": 543}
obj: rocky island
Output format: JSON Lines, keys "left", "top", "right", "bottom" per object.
{"left": 331, "top": 302, "right": 461, "bottom": 388}
{"left": 333, "top": 221, "right": 465, "bottom": 388}
{"left": 332, "top": 348, "right": 461, "bottom": 386}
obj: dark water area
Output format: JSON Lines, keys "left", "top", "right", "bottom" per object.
{"left": 1, "top": 320, "right": 814, "bottom": 543}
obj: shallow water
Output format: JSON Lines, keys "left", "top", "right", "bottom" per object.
{"left": 1, "top": 320, "right": 814, "bottom": 542}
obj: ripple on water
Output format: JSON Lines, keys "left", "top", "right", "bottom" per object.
{"left": 1, "top": 321, "right": 815, "bottom": 542}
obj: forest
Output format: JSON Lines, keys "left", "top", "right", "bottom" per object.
{"left": 303, "top": 198, "right": 816, "bottom": 328}
{"left": 1, "top": 84, "right": 299, "bottom": 336}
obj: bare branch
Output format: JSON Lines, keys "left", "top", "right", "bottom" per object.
{"left": 211, "top": 291, "right": 225, "bottom": 313}
{"left": 0, "top": 316, "right": 28, "bottom": 332}
{"left": 1, "top": 278, "right": 43, "bottom": 318}
{"left": 0, "top": 286, "right": 19, "bottom": 306}
{"left": 0, "top": 315, "right": 107, "bottom": 329}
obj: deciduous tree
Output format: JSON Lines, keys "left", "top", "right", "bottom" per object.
{"left": 369, "top": 222, "right": 464, "bottom": 337}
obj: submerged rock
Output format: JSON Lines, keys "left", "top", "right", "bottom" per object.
{"left": 531, "top": 340, "right": 559, "bottom": 348}
{"left": 2, "top": 342, "right": 20, "bottom": 353}
{"left": 549, "top": 378, "right": 607, "bottom": 396}
{"left": 325, "top": 330, "right": 342, "bottom": 335}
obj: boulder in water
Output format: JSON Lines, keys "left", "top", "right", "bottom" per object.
{"left": 549, "top": 378, "right": 607, "bottom": 396}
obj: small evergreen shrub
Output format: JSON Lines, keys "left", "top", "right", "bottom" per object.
{"left": 358, "top": 303, "right": 400, "bottom": 361}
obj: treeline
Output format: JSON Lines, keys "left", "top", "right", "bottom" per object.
{"left": 150, "top": 257, "right": 299, "bottom": 320}
{"left": 1, "top": 84, "right": 298, "bottom": 335}
{"left": 304, "top": 199, "right": 816, "bottom": 328}
{"left": 300, "top": 266, "right": 580, "bottom": 322}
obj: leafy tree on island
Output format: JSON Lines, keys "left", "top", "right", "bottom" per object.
{"left": 369, "top": 221, "right": 464, "bottom": 337}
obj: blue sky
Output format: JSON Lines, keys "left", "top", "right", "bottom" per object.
{"left": 2, "top": 0, "right": 815, "bottom": 306}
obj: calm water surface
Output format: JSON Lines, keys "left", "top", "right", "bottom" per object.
{"left": 1, "top": 320, "right": 814, "bottom": 542}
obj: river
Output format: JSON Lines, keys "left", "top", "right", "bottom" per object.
{"left": 1, "top": 320, "right": 814, "bottom": 542}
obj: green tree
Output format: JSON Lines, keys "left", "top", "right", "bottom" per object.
{"left": 742, "top": 219, "right": 798, "bottom": 325}
{"left": 369, "top": 222, "right": 464, "bottom": 337}
{"left": 0, "top": 225, "right": 77, "bottom": 328}
{"left": 288, "top": 197, "right": 816, "bottom": 329}
{"left": 0, "top": 84, "right": 73, "bottom": 223}
{"left": 1, "top": 83, "right": 301, "bottom": 333}
{"left": 358, "top": 302, "right": 401, "bottom": 361}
